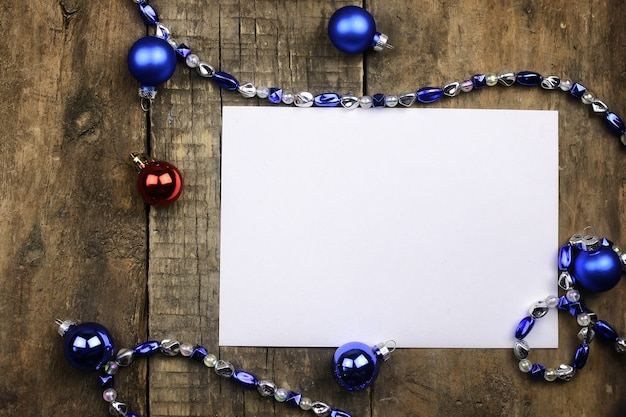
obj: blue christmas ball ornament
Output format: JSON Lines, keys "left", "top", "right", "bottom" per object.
{"left": 61, "top": 322, "right": 115, "bottom": 371}
{"left": 127, "top": 36, "right": 177, "bottom": 87}
{"left": 327, "top": 6, "right": 391, "bottom": 54}
{"left": 572, "top": 246, "right": 622, "bottom": 292}
{"left": 333, "top": 340, "right": 394, "bottom": 390}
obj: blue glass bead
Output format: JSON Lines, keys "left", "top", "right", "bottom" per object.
{"left": 175, "top": 43, "right": 192, "bottom": 60}
{"left": 99, "top": 374, "right": 114, "bottom": 389}
{"left": 191, "top": 346, "right": 207, "bottom": 362}
{"left": 571, "top": 246, "right": 622, "bottom": 292}
{"left": 530, "top": 363, "right": 545, "bottom": 379}
{"left": 595, "top": 320, "right": 618, "bottom": 340}
{"left": 333, "top": 341, "right": 380, "bottom": 391}
{"left": 416, "top": 87, "right": 444, "bottom": 104}
{"left": 133, "top": 341, "right": 161, "bottom": 357}
{"left": 268, "top": 88, "right": 283, "bottom": 104}
{"left": 331, "top": 409, "right": 353, "bottom": 417}
{"left": 127, "top": 36, "right": 177, "bottom": 87}
{"left": 328, "top": 6, "right": 377, "bottom": 54}
{"left": 471, "top": 74, "right": 487, "bottom": 89}
{"left": 605, "top": 112, "right": 626, "bottom": 136}
{"left": 314, "top": 93, "right": 342, "bottom": 107}
{"left": 558, "top": 245, "right": 572, "bottom": 270}
{"left": 212, "top": 71, "right": 240, "bottom": 91}
{"left": 63, "top": 322, "right": 115, "bottom": 371}
{"left": 233, "top": 370, "right": 258, "bottom": 388}
{"left": 285, "top": 391, "right": 302, "bottom": 407}
{"left": 516, "top": 71, "right": 543, "bottom": 87}
{"left": 573, "top": 343, "right": 589, "bottom": 369}
{"left": 569, "top": 83, "right": 586, "bottom": 98}
{"left": 515, "top": 316, "right": 535, "bottom": 339}
{"left": 139, "top": 2, "right": 159, "bottom": 26}
{"left": 372, "top": 94, "right": 386, "bottom": 107}
{"left": 529, "top": 364, "right": 545, "bottom": 379}
{"left": 557, "top": 297, "right": 587, "bottom": 316}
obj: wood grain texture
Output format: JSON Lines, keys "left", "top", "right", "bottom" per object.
{"left": 0, "top": 0, "right": 625, "bottom": 416}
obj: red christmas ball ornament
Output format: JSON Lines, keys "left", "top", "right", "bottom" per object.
{"left": 131, "top": 152, "right": 182, "bottom": 206}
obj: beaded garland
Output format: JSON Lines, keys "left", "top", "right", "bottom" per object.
{"left": 57, "top": 319, "right": 352, "bottom": 417}
{"left": 57, "top": 1, "right": 626, "bottom": 416}
{"left": 514, "top": 229, "right": 626, "bottom": 382}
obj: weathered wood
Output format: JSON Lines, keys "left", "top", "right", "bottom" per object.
{"left": 0, "top": 0, "right": 625, "bottom": 416}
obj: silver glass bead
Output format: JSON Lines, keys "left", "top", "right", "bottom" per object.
{"left": 577, "top": 313, "right": 592, "bottom": 327}
{"left": 215, "top": 360, "right": 235, "bottom": 378}
{"left": 545, "top": 295, "right": 559, "bottom": 308}
{"left": 115, "top": 348, "right": 133, "bottom": 367}
{"left": 514, "top": 339, "right": 530, "bottom": 360}
{"left": 294, "top": 92, "right": 314, "bottom": 107}
{"left": 256, "top": 380, "right": 277, "bottom": 397}
{"left": 185, "top": 54, "right": 200, "bottom": 68}
{"left": 578, "top": 326, "right": 595, "bottom": 344}
{"left": 282, "top": 90, "right": 295, "bottom": 105}
{"left": 385, "top": 94, "right": 399, "bottom": 107}
{"left": 274, "top": 388, "right": 289, "bottom": 402}
{"left": 460, "top": 80, "right": 473, "bottom": 92}
{"left": 238, "top": 82, "right": 256, "bottom": 98}
{"left": 566, "top": 289, "right": 580, "bottom": 303}
{"left": 359, "top": 95, "right": 373, "bottom": 108}
{"left": 559, "top": 78, "right": 573, "bottom": 91}
{"left": 102, "top": 388, "right": 117, "bottom": 402}
{"left": 167, "top": 38, "right": 178, "bottom": 49}
{"left": 498, "top": 71, "right": 516, "bottom": 87}
{"left": 544, "top": 368, "right": 557, "bottom": 382}
{"left": 300, "top": 396, "right": 313, "bottom": 411}
{"left": 615, "top": 337, "right": 626, "bottom": 353}
{"left": 256, "top": 86, "right": 269, "bottom": 99}
{"left": 109, "top": 401, "right": 128, "bottom": 416}
{"left": 156, "top": 24, "right": 170, "bottom": 40}
{"left": 311, "top": 401, "right": 332, "bottom": 417}
{"left": 591, "top": 99, "right": 609, "bottom": 115}
{"left": 555, "top": 364, "right": 575, "bottom": 381}
{"left": 541, "top": 75, "right": 561, "bottom": 90}
{"left": 485, "top": 73, "right": 498, "bottom": 87}
{"left": 398, "top": 91, "right": 417, "bottom": 106}
{"left": 179, "top": 343, "right": 193, "bottom": 357}
{"left": 104, "top": 361, "right": 119, "bottom": 376}
{"left": 558, "top": 271, "right": 574, "bottom": 291}
{"left": 529, "top": 300, "right": 549, "bottom": 319}
{"left": 203, "top": 353, "right": 218, "bottom": 368}
{"left": 196, "top": 62, "right": 215, "bottom": 78}
{"left": 518, "top": 359, "right": 532, "bottom": 373}
{"left": 581, "top": 91, "right": 594, "bottom": 105}
{"left": 340, "top": 93, "right": 360, "bottom": 109}
{"left": 160, "top": 339, "right": 180, "bottom": 356}
{"left": 442, "top": 82, "right": 461, "bottom": 97}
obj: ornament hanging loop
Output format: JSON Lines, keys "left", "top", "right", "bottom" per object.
{"left": 141, "top": 97, "right": 152, "bottom": 112}
{"left": 375, "top": 340, "right": 397, "bottom": 361}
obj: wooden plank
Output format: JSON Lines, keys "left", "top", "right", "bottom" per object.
{"left": 0, "top": 0, "right": 624, "bottom": 416}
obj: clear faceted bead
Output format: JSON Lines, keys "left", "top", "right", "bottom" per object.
{"left": 185, "top": 54, "right": 200, "bottom": 68}
{"left": 359, "top": 96, "right": 372, "bottom": 108}
{"left": 274, "top": 388, "right": 289, "bottom": 402}
{"left": 566, "top": 289, "right": 580, "bottom": 303}
{"left": 179, "top": 343, "right": 193, "bottom": 357}
{"left": 385, "top": 95, "right": 399, "bottom": 107}
{"left": 102, "top": 388, "right": 117, "bottom": 402}
{"left": 485, "top": 73, "right": 498, "bottom": 86}
{"left": 545, "top": 295, "right": 559, "bottom": 308}
{"left": 256, "top": 86, "right": 269, "bottom": 98}
{"left": 543, "top": 368, "right": 557, "bottom": 382}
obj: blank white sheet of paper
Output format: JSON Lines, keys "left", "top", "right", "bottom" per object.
{"left": 219, "top": 107, "right": 559, "bottom": 348}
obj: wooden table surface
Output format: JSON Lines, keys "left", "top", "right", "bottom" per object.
{"left": 1, "top": 1, "right": 625, "bottom": 416}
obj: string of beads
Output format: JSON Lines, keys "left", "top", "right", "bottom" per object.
{"left": 57, "top": 319, "right": 351, "bottom": 417}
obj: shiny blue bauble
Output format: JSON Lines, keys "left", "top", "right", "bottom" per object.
{"left": 333, "top": 341, "right": 380, "bottom": 391}
{"left": 63, "top": 322, "right": 115, "bottom": 371}
{"left": 328, "top": 6, "right": 377, "bottom": 54}
{"left": 127, "top": 36, "right": 177, "bottom": 87}
{"left": 572, "top": 247, "right": 622, "bottom": 292}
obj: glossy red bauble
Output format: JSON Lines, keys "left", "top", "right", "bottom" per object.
{"left": 131, "top": 153, "right": 182, "bottom": 206}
